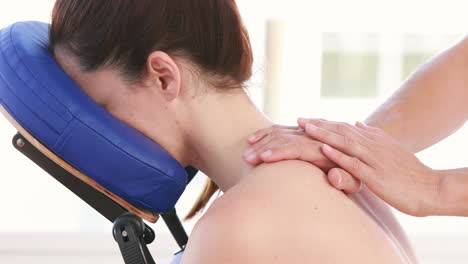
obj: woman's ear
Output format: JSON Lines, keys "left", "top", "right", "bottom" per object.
{"left": 145, "top": 51, "right": 181, "bottom": 101}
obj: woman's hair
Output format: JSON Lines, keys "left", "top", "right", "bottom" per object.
{"left": 50, "top": 0, "right": 253, "bottom": 218}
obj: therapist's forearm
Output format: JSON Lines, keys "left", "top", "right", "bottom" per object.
{"left": 435, "top": 168, "right": 468, "bottom": 216}
{"left": 365, "top": 37, "right": 468, "bottom": 153}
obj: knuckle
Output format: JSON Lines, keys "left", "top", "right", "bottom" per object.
{"left": 321, "top": 131, "right": 333, "bottom": 141}
{"left": 343, "top": 135, "right": 355, "bottom": 148}
{"left": 277, "top": 135, "right": 290, "bottom": 145}
{"left": 311, "top": 141, "right": 323, "bottom": 148}
{"left": 335, "top": 152, "right": 346, "bottom": 163}
{"left": 271, "top": 129, "right": 282, "bottom": 137}
{"left": 312, "top": 119, "right": 323, "bottom": 125}
{"left": 350, "top": 157, "right": 361, "bottom": 173}
{"left": 338, "top": 123, "right": 353, "bottom": 134}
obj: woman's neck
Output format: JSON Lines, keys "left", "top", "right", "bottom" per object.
{"left": 184, "top": 89, "right": 272, "bottom": 192}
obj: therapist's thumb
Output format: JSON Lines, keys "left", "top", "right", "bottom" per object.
{"left": 328, "top": 168, "right": 362, "bottom": 194}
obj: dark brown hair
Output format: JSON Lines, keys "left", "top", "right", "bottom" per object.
{"left": 50, "top": 0, "right": 253, "bottom": 86}
{"left": 50, "top": 0, "right": 253, "bottom": 218}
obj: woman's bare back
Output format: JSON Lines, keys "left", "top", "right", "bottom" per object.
{"left": 182, "top": 160, "right": 414, "bottom": 264}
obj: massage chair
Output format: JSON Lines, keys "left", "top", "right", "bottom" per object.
{"left": 0, "top": 21, "right": 195, "bottom": 264}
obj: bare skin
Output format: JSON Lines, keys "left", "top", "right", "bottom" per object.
{"left": 243, "top": 124, "right": 419, "bottom": 261}
{"left": 244, "top": 36, "right": 468, "bottom": 217}
{"left": 55, "top": 49, "right": 414, "bottom": 264}
{"left": 183, "top": 161, "right": 412, "bottom": 264}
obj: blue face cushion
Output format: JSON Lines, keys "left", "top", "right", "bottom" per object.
{"left": 0, "top": 21, "right": 188, "bottom": 213}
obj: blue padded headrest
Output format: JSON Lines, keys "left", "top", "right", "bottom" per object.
{"left": 0, "top": 21, "right": 187, "bottom": 213}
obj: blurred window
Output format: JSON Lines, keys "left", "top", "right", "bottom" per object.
{"left": 321, "top": 33, "right": 380, "bottom": 98}
{"left": 402, "top": 34, "right": 463, "bottom": 80}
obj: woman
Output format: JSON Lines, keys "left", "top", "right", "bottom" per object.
{"left": 50, "top": 0, "right": 416, "bottom": 263}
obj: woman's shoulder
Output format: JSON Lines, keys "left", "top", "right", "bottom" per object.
{"left": 200, "top": 161, "right": 337, "bottom": 224}
{"left": 182, "top": 161, "right": 405, "bottom": 264}
{"left": 234, "top": 160, "right": 342, "bottom": 209}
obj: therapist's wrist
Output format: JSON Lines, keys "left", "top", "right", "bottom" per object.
{"left": 434, "top": 169, "right": 468, "bottom": 217}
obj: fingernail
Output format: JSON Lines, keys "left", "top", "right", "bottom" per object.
{"left": 298, "top": 118, "right": 307, "bottom": 124}
{"left": 261, "top": 150, "right": 272, "bottom": 158}
{"left": 336, "top": 172, "right": 343, "bottom": 186}
{"left": 243, "top": 149, "right": 257, "bottom": 161}
{"left": 330, "top": 169, "right": 342, "bottom": 188}
{"left": 243, "top": 148, "right": 254, "bottom": 156}
{"left": 248, "top": 135, "right": 257, "bottom": 142}
{"left": 246, "top": 152, "right": 257, "bottom": 162}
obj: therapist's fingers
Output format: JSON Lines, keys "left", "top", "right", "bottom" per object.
{"left": 321, "top": 144, "right": 373, "bottom": 183}
{"left": 257, "top": 142, "right": 336, "bottom": 171}
{"left": 246, "top": 129, "right": 305, "bottom": 163}
{"left": 245, "top": 130, "right": 303, "bottom": 165}
{"left": 355, "top": 122, "right": 387, "bottom": 137}
{"left": 304, "top": 123, "right": 371, "bottom": 162}
{"left": 300, "top": 118, "right": 383, "bottom": 142}
{"left": 248, "top": 125, "right": 299, "bottom": 144}
{"left": 303, "top": 118, "right": 379, "bottom": 146}
{"left": 248, "top": 127, "right": 305, "bottom": 154}
{"left": 328, "top": 168, "right": 362, "bottom": 194}
{"left": 245, "top": 133, "right": 336, "bottom": 170}
{"left": 298, "top": 118, "right": 341, "bottom": 133}
{"left": 298, "top": 118, "right": 356, "bottom": 133}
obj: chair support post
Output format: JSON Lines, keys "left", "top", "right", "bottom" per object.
{"left": 162, "top": 209, "right": 189, "bottom": 250}
{"left": 113, "top": 213, "right": 156, "bottom": 264}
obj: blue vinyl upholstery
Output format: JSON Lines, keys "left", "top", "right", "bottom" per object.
{"left": 0, "top": 21, "right": 188, "bottom": 213}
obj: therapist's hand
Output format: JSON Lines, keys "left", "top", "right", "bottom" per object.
{"left": 243, "top": 124, "right": 362, "bottom": 193}
{"left": 243, "top": 125, "right": 337, "bottom": 172}
{"left": 246, "top": 118, "right": 442, "bottom": 217}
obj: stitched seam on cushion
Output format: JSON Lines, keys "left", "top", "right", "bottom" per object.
{"left": 0, "top": 98, "right": 59, "bottom": 149}
{"left": 7, "top": 24, "right": 73, "bottom": 122}
{"left": 4, "top": 23, "right": 184, "bottom": 183}
{"left": 0, "top": 59, "right": 65, "bottom": 135}
{"left": 53, "top": 118, "right": 77, "bottom": 152}
{"left": 1, "top": 27, "right": 65, "bottom": 134}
